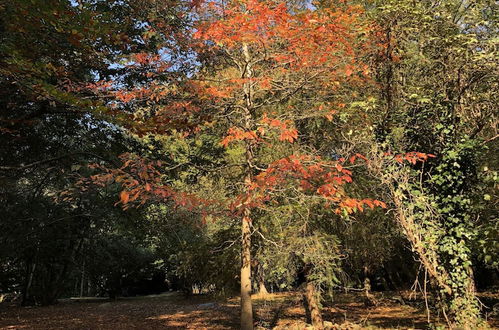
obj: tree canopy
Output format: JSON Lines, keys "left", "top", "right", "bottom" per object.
{"left": 0, "top": 0, "right": 497, "bottom": 329}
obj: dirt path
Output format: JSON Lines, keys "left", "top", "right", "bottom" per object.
{"left": 0, "top": 292, "right": 497, "bottom": 329}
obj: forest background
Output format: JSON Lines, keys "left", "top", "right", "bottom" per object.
{"left": 0, "top": 0, "right": 497, "bottom": 329}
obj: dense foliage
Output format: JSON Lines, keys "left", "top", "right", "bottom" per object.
{"left": 0, "top": 0, "right": 497, "bottom": 329}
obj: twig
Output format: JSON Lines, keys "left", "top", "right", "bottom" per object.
{"left": 253, "top": 228, "right": 281, "bottom": 248}
{"left": 482, "top": 134, "right": 499, "bottom": 145}
{"left": 424, "top": 268, "right": 431, "bottom": 324}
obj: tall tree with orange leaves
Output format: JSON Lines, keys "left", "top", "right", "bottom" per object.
{"left": 190, "top": 1, "right": 378, "bottom": 327}
{"left": 85, "top": 1, "right": 387, "bottom": 328}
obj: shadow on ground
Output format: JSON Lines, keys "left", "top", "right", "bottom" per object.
{"left": 0, "top": 291, "right": 497, "bottom": 329}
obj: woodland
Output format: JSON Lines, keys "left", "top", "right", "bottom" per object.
{"left": 0, "top": 0, "right": 497, "bottom": 329}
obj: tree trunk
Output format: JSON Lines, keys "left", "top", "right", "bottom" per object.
{"left": 21, "top": 261, "right": 36, "bottom": 306}
{"left": 385, "top": 171, "right": 480, "bottom": 327}
{"left": 240, "top": 41, "right": 254, "bottom": 330}
{"left": 363, "top": 277, "right": 377, "bottom": 307}
{"left": 255, "top": 260, "right": 269, "bottom": 295}
{"left": 451, "top": 267, "right": 481, "bottom": 329}
{"left": 304, "top": 281, "right": 324, "bottom": 330}
{"left": 87, "top": 278, "right": 92, "bottom": 296}
{"left": 241, "top": 213, "right": 253, "bottom": 330}
{"left": 80, "top": 261, "right": 85, "bottom": 297}
{"left": 258, "top": 279, "right": 269, "bottom": 296}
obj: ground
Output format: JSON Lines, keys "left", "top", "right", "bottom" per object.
{"left": 0, "top": 291, "right": 497, "bottom": 329}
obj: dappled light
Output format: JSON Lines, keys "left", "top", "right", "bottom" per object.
{"left": 0, "top": 0, "right": 497, "bottom": 329}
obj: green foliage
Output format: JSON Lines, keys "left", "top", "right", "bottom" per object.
{"left": 369, "top": 0, "right": 497, "bottom": 326}
{"left": 0, "top": 3, "right": 496, "bottom": 330}
{"left": 146, "top": 205, "right": 240, "bottom": 295}
{"left": 84, "top": 234, "right": 159, "bottom": 298}
{"left": 255, "top": 203, "right": 343, "bottom": 303}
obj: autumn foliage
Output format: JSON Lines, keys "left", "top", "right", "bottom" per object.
{"left": 75, "top": 2, "right": 442, "bottom": 328}
{"left": 78, "top": 1, "right": 382, "bottom": 214}
{"left": 74, "top": 0, "right": 446, "bottom": 222}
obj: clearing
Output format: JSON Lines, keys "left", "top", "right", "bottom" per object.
{"left": 0, "top": 291, "right": 497, "bottom": 329}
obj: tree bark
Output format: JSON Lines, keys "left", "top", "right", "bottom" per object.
{"left": 241, "top": 213, "right": 253, "bottom": 330}
{"left": 363, "top": 277, "right": 377, "bottom": 307}
{"left": 258, "top": 278, "right": 269, "bottom": 296}
{"left": 304, "top": 281, "right": 324, "bottom": 330}
{"left": 240, "top": 41, "right": 254, "bottom": 330}
{"left": 255, "top": 260, "right": 269, "bottom": 295}
{"left": 21, "top": 261, "right": 36, "bottom": 306}
{"left": 80, "top": 261, "right": 85, "bottom": 297}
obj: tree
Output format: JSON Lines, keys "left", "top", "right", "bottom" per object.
{"left": 191, "top": 2, "right": 379, "bottom": 326}
{"left": 86, "top": 1, "right": 389, "bottom": 328}
{"left": 0, "top": 0, "right": 172, "bottom": 305}
{"left": 364, "top": 0, "right": 497, "bottom": 326}
{"left": 256, "top": 203, "right": 344, "bottom": 329}
{"left": 1, "top": 1, "right": 496, "bottom": 328}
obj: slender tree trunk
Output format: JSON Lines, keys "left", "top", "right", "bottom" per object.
{"left": 239, "top": 41, "right": 254, "bottom": 330}
{"left": 87, "top": 278, "right": 92, "bottom": 297}
{"left": 21, "top": 261, "right": 36, "bottom": 306}
{"left": 80, "top": 261, "right": 85, "bottom": 297}
{"left": 363, "top": 277, "right": 377, "bottom": 307}
{"left": 258, "top": 278, "right": 269, "bottom": 296}
{"left": 256, "top": 261, "right": 269, "bottom": 295}
{"left": 73, "top": 278, "right": 78, "bottom": 297}
{"left": 304, "top": 281, "right": 323, "bottom": 330}
{"left": 241, "top": 213, "right": 253, "bottom": 330}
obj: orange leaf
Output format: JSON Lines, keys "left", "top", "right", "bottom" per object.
{"left": 345, "top": 66, "right": 353, "bottom": 76}
{"left": 120, "top": 190, "right": 130, "bottom": 204}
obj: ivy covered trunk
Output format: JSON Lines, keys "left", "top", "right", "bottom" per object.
{"left": 429, "top": 139, "right": 482, "bottom": 328}
{"left": 371, "top": 0, "right": 494, "bottom": 326}
{"left": 381, "top": 137, "right": 483, "bottom": 328}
